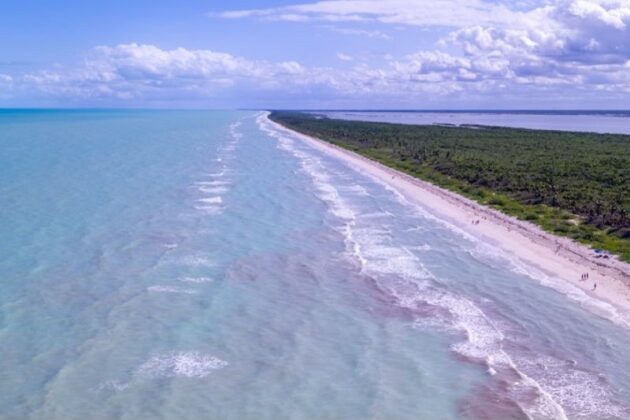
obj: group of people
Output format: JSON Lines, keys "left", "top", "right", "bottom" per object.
{"left": 580, "top": 272, "right": 597, "bottom": 291}
{"left": 471, "top": 219, "right": 481, "bottom": 225}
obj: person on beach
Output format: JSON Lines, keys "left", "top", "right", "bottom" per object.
{"left": 592, "top": 283, "right": 597, "bottom": 291}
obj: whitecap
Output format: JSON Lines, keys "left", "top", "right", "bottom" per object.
{"left": 514, "top": 355, "right": 626, "bottom": 419}
{"left": 410, "top": 244, "right": 432, "bottom": 251}
{"left": 339, "top": 184, "right": 370, "bottom": 196}
{"left": 179, "top": 276, "right": 214, "bottom": 284}
{"left": 137, "top": 352, "right": 228, "bottom": 378}
{"left": 195, "top": 205, "right": 224, "bottom": 215}
{"left": 178, "top": 256, "right": 215, "bottom": 267}
{"left": 195, "top": 180, "right": 231, "bottom": 186}
{"left": 197, "top": 196, "right": 223, "bottom": 204}
{"left": 148, "top": 285, "right": 198, "bottom": 294}
{"left": 259, "top": 111, "right": 575, "bottom": 420}
{"left": 198, "top": 186, "right": 229, "bottom": 194}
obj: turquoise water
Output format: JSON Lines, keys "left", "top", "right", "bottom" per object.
{"left": 1, "top": 110, "right": 630, "bottom": 419}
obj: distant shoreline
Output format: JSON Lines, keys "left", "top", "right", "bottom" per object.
{"left": 267, "top": 109, "right": 630, "bottom": 114}
{"left": 266, "top": 113, "right": 630, "bottom": 328}
{"left": 314, "top": 110, "right": 630, "bottom": 135}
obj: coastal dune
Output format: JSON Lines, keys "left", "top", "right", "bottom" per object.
{"left": 266, "top": 113, "right": 630, "bottom": 328}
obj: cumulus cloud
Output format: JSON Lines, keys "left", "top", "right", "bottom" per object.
{"left": 22, "top": 44, "right": 317, "bottom": 100}
{"left": 208, "top": 0, "right": 630, "bottom": 94}
{"left": 427, "top": 0, "right": 630, "bottom": 94}
{"left": 215, "top": 0, "right": 630, "bottom": 64}
{"left": 14, "top": 1, "right": 630, "bottom": 105}
{"left": 381, "top": 0, "right": 630, "bottom": 95}
{"left": 19, "top": 43, "right": 468, "bottom": 102}
{"left": 448, "top": 0, "right": 630, "bottom": 63}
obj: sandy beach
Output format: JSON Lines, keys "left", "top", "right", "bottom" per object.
{"left": 268, "top": 115, "right": 630, "bottom": 328}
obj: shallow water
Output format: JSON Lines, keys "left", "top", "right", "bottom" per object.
{"left": 1, "top": 110, "right": 630, "bottom": 419}
{"left": 322, "top": 111, "right": 630, "bottom": 134}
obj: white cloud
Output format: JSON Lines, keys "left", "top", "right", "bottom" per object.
{"left": 16, "top": 0, "right": 630, "bottom": 106}
{"left": 326, "top": 26, "right": 391, "bottom": 39}
{"left": 17, "top": 39, "right": 630, "bottom": 106}
{"left": 21, "top": 44, "right": 321, "bottom": 100}
{"left": 215, "top": 0, "right": 630, "bottom": 65}
{"left": 0, "top": 73, "right": 13, "bottom": 97}
{"left": 212, "top": 0, "right": 523, "bottom": 28}
{"left": 447, "top": 0, "right": 630, "bottom": 64}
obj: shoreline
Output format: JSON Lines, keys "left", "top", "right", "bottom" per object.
{"left": 266, "top": 114, "right": 630, "bottom": 327}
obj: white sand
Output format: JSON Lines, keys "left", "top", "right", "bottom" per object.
{"left": 267, "top": 116, "right": 630, "bottom": 327}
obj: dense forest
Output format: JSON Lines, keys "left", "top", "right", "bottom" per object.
{"left": 270, "top": 111, "right": 630, "bottom": 261}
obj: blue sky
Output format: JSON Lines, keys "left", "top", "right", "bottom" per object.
{"left": 1, "top": 0, "right": 630, "bottom": 109}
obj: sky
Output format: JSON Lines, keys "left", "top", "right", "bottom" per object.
{"left": 1, "top": 0, "right": 630, "bottom": 109}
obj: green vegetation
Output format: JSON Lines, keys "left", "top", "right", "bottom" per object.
{"left": 269, "top": 111, "right": 630, "bottom": 262}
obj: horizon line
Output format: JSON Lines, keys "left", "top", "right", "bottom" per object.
{"left": 2, "top": 107, "right": 630, "bottom": 113}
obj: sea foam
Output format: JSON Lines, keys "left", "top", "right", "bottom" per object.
{"left": 197, "top": 197, "right": 223, "bottom": 204}
{"left": 179, "top": 276, "right": 214, "bottom": 284}
{"left": 148, "top": 285, "right": 198, "bottom": 294}
{"left": 198, "top": 186, "right": 229, "bottom": 194}
{"left": 259, "top": 113, "right": 574, "bottom": 420}
{"left": 137, "top": 352, "right": 228, "bottom": 378}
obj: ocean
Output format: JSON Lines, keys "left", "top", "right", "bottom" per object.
{"left": 1, "top": 109, "right": 630, "bottom": 419}
{"left": 320, "top": 110, "right": 630, "bottom": 134}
